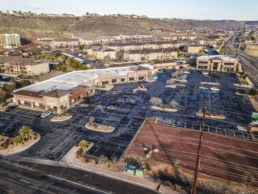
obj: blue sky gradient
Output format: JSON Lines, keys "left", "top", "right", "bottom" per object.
{"left": 1, "top": 0, "right": 258, "bottom": 20}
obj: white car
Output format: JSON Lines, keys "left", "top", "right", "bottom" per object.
{"left": 202, "top": 72, "right": 209, "bottom": 76}
{"left": 183, "top": 71, "right": 190, "bottom": 74}
{"left": 152, "top": 76, "right": 158, "bottom": 80}
{"left": 210, "top": 87, "right": 220, "bottom": 92}
{"left": 41, "top": 110, "right": 52, "bottom": 118}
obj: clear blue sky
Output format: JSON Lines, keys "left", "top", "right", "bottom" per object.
{"left": 1, "top": 0, "right": 258, "bottom": 20}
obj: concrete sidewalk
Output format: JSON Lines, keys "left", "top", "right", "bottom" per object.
{"left": 60, "top": 146, "right": 177, "bottom": 194}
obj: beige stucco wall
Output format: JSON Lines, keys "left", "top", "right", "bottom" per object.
{"left": 30, "top": 62, "right": 50, "bottom": 76}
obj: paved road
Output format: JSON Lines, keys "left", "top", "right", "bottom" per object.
{"left": 223, "top": 32, "right": 258, "bottom": 87}
{"left": 0, "top": 159, "right": 158, "bottom": 194}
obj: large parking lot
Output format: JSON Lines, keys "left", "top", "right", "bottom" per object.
{"left": 0, "top": 69, "right": 255, "bottom": 161}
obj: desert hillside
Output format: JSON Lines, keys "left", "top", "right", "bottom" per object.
{"left": 0, "top": 13, "right": 246, "bottom": 39}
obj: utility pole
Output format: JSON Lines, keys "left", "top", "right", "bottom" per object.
{"left": 192, "top": 107, "right": 206, "bottom": 194}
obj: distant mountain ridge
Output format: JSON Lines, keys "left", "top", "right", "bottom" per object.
{"left": 0, "top": 13, "right": 253, "bottom": 39}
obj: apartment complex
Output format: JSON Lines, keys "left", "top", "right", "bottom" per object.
{"left": 196, "top": 55, "right": 238, "bottom": 72}
{"left": 0, "top": 57, "right": 50, "bottom": 77}
{"left": 187, "top": 45, "right": 203, "bottom": 54}
{"left": 13, "top": 64, "right": 153, "bottom": 114}
{"left": 51, "top": 38, "right": 80, "bottom": 48}
{"left": 124, "top": 48, "right": 178, "bottom": 62}
{"left": 105, "top": 41, "right": 186, "bottom": 51}
{"left": 0, "top": 33, "right": 21, "bottom": 47}
{"left": 84, "top": 45, "right": 116, "bottom": 60}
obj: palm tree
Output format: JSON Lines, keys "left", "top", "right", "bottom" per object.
{"left": 19, "top": 126, "right": 33, "bottom": 140}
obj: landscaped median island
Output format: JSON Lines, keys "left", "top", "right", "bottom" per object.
{"left": 149, "top": 97, "right": 179, "bottom": 112}
{"left": 200, "top": 82, "right": 220, "bottom": 86}
{"left": 196, "top": 109, "right": 225, "bottom": 119}
{"left": 85, "top": 116, "right": 115, "bottom": 133}
{"left": 235, "top": 87, "right": 258, "bottom": 111}
{"left": 235, "top": 71, "right": 251, "bottom": 88}
{"left": 51, "top": 113, "right": 72, "bottom": 122}
{"left": 0, "top": 126, "right": 40, "bottom": 156}
{"left": 166, "top": 83, "right": 186, "bottom": 88}
{"left": 132, "top": 85, "right": 147, "bottom": 93}
{"left": 71, "top": 140, "right": 124, "bottom": 171}
{"left": 151, "top": 106, "right": 178, "bottom": 112}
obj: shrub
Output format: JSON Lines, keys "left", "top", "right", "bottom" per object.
{"left": 237, "top": 88, "right": 247, "bottom": 94}
{"left": 104, "top": 157, "right": 109, "bottom": 164}
{"left": 76, "top": 147, "right": 84, "bottom": 158}
{"left": 79, "top": 140, "right": 88, "bottom": 148}
{"left": 249, "top": 88, "right": 258, "bottom": 96}
{"left": 164, "top": 181, "right": 172, "bottom": 187}
{"left": 242, "top": 80, "right": 248, "bottom": 85}
{"left": 145, "top": 162, "right": 151, "bottom": 171}
{"left": 3, "top": 144, "right": 8, "bottom": 149}
{"left": 14, "top": 135, "right": 23, "bottom": 145}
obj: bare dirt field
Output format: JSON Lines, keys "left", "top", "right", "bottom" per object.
{"left": 245, "top": 48, "right": 258, "bottom": 57}
{"left": 126, "top": 118, "right": 258, "bottom": 187}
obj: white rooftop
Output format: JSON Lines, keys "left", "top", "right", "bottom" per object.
{"left": 15, "top": 64, "right": 153, "bottom": 93}
{"left": 197, "top": 55, "right": 237, "bottom": 62}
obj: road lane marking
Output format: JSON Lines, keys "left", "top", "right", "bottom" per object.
{"left": 47, "top": 174, "right": 110, "bottom": 194}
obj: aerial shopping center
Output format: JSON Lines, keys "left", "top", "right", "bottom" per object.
{"left": 13, "top": 64, "right": 154, "bottom": 114}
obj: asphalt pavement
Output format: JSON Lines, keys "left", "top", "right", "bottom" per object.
{"left": 0, "top": 160, "right": 158, "bottom": 194}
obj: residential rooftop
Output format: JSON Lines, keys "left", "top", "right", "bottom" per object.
{"left": 0, "top": 56, "right": 47, "bottom": 66}
{"left": 125, "top": 48, "right": 177, "bottom": 54}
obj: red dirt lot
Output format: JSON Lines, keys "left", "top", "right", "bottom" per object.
{"left": 126, "top": 117, "right": 258, "bottom": 186}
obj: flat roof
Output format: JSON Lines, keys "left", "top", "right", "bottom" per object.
{"left": 197, "top": 55, "right": 237, "bottom": 62}
{"left": 0, "top": 73, "right": 19, "bottom": 78}
{"left": 15, "top": 65, "right": 152, "bottom": 93}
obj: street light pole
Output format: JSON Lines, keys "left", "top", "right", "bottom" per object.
{"left": 192, "top": 106, "right": 206, "bottom": 194}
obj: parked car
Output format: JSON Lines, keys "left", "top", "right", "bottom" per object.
{"left": 1, "top": 125, "right": 18, "bottom": 136}
{"left": 125, "top": 98, "right": 136, "bottom": 105}
{"left": 152, "top": 76, "right": 158, "bottom": 80}
{"left": 41, "top": 110, "right": 52, "bottom": 118}
{"left": 210, "top": 87, "right": 220, "bottom": 92}
{"left": 5, "top": 105, "right": 18, "bottom": 112}
{"left": 110, "top": 101, "right": 120, "bottom": 106}
{"left": 84, "top": 97, "right": 94, "bottom": 103}
{"left": 107, "top": 105, "right": 117, "bottom": 111}
{"left": 123, "top": 88, "right": 133, "bottom": 95}
{"left": 202, "top": 72, "right": 209, "bottom": 76}
{"left": 252, "top": 120, "right": 258, "bottom": 124}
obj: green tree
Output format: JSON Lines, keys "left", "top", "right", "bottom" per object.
{"left": 14, "top": 136, "right": 23, "bottom": 145}
{"left": 2, "top": 84, "right": 14, "bottom": 93}
{"left": 199, "top": 49, "right": 204, "bottom": 56}
{"left": 79, "top": 44, "right": 85, "bottom": 50}
{"left": 79, "top": 140, "right": 88, "bottom": 148}
{"left": 248, "top": 88, "right": 258, "bottom": 97}
{"left": 219, "top": 49, "right": 227, "bottom": 55}
{"left": 21, "top": 80, "right": 30, "bottom": 87}
{"left": 55, "top": 52, "right": 61, "bottom": 58}
{"left": 19, "top": 126, "right": 33, "bottom": 140}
